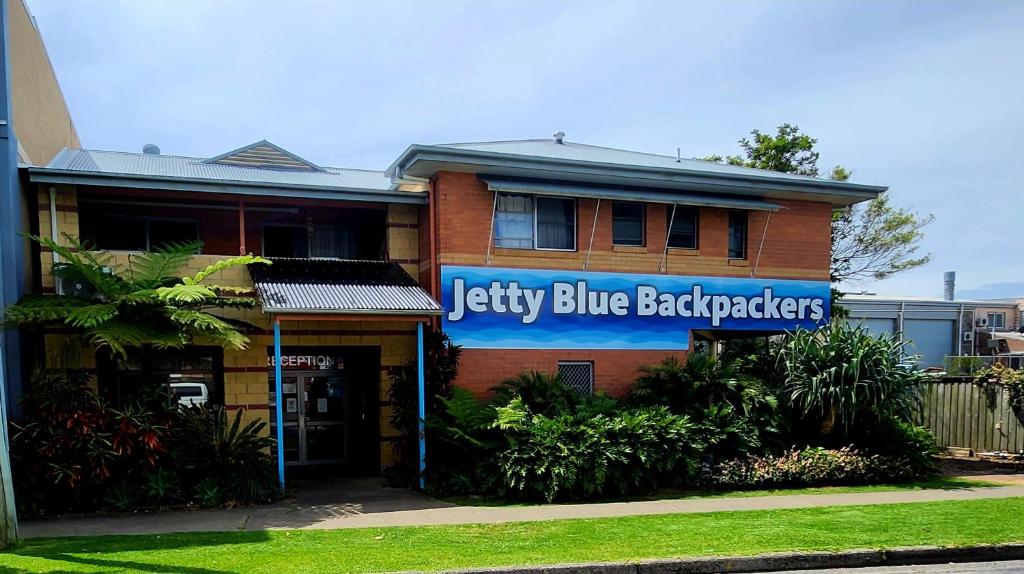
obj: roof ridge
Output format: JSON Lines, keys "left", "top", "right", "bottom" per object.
{"left": 56, "top": 147, "right": 386, "bottom": 175}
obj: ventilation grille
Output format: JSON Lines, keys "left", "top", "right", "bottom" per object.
{"left": 558, "top": 362, "right": 594, "bottom": 396}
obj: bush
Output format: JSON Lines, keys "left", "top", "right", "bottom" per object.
{"left": 491, "top": 371, "right": 584, "bottom": 417}
{"left": 781, "top": 323, "right": 924, "bottom": 437}
{"left": 494, "top": 399, "right": 702, "bottom": 502}
{"left": 630, "top": 354, "right": 782, "bottom": 458}
{"left": 10, "top": 370, "right": 170, "bottom": 515}
{"left": 711, "top": 446, "right": 921, "bottom": 490}
{"left": 386, "top": 331, "right": 462, "bottom": 487}
{"left": 424, "top": 388, "right": 501, "bottom": 495}
{"left": 167, "top": 405, "right": 279, "bottom": 506}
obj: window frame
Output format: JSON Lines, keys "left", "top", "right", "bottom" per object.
{"left": 988, "top": 312, "right": 1006, "bottom": 329}
{"left": 611, "top": 202, "right": 646, "bottom": 247}
{"left": 665, "top": 206, "right": 700, "bottom": 250}
{"left": 493, "top": 193, "right": 577, "bottom": 252}
{"left": 728, "top": 210, "right": 748, "bottom": 260}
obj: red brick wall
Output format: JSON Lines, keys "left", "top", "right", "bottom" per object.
{"left": 457, "top": 349, "right": 686, "bottom": 398}
{"left": 430, "top": 171, "right": 834, "bottom": 397}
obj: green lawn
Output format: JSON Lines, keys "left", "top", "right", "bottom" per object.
{"left": 4, "top": 497, "right": 1024, "bottom": 573}
{"left": 444, "top": 475, "right": 999, "bottom": 506}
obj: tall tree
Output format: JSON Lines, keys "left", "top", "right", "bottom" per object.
{"left": 703, "top": 124, "right": 932, "bottom": 283}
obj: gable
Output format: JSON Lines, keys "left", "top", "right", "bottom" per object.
{"left": 205, "top": 140, "right": 321, "bottom": 171}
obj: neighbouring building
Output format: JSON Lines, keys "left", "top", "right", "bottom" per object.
{"left": 0, "top": 0, "right": 80, "bottom": 412}
{"left": 20, "top": 134, "right": 884, "bottom": 475}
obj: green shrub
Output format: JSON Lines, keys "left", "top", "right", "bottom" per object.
{"left": 711, "top": 446, "right": 920, "bottom": 490}
{"left": 494, "top": 400, "right": 702, "bottom": 502}
{"left": 491, "top": 371, "right": 583, "bottom": 417}
{"left": 781, "top": 323, "right": 924, "bottom": 436}
{"left": 167, "top": 405, "right": 279, "bottom": 505}
{"left": 10, "top": 370, "right": 170, "bottom": 515}
{"left": 630, "top": 354, "right": 782, "bottom": 458}
{"left": 386, "top": 331, "right": 462, "bottom": 486}
{"left": 425, "top": 388, "right": 501, "bottom": 495}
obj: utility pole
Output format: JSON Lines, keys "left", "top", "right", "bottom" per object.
{"left": 0, "top": 0, "right": 21, "bottom": 547}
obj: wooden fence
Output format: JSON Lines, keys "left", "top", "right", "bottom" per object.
{"left": 919, "top": 379, "right": 1024, "bottom": 453}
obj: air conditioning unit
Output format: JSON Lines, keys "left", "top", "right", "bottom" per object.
{"left": 963, "top": 331, "right": 974, "bottom": 342}
{"left": 56, "top": 276, "right": 93, "bottom": 298}
{"left": 976, "top": 317, "right": 989, "bottom": 328}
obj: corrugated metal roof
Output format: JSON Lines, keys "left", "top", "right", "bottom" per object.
{"left": 440, "top": 139, "right": 846, "bottom": 185}
{"left": 249, "top": 258, "right": 441, "bottom": 315}
{"left": 42, "top": 147, "right": 394, "bottom": 191}
{"left": 480, "top": 176, "right": 781, "bottom": 211}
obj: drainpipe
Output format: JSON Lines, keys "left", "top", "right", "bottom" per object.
{"left": 48, "top": 187, "right": 61, "bottom": 294}
{"left": 957, "top": 304, "right": 964, "bottom": 356}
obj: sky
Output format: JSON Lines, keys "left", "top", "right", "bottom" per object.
{"left": 23, "top": 0, "right": 1024, "bottom": 300}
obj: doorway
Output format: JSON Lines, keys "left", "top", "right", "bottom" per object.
{"left": 268, "top": 346, "right": 381, "bottom": 474}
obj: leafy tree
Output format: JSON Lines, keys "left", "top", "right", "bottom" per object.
{"left": 703, "top": 123, "right": 932, "bottom": 283}
{"left": 1, "top": 234, "right": 268, "bottom": 358}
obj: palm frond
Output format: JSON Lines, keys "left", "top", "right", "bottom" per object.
{"left": 127, "top": 241, "right": 202, "bottom": 289}
{"left": 65, "top": 303, "right": 119, "bottom": 328}
{"left": 189, "top": 255, "right": 270, "bottom": 285}
{"left": 29, "top": 234, "right": 125, "bottom": 299}
{"left": 154, "top": 283, "right": 218, "bottom": 304}
{"left": 1, "top": 295, "right": 94, "bottom": 327}
{"left": 86, "top": 320, "right": 184, "bottom": 359}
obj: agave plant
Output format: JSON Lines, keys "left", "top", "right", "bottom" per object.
{"left": 2, "top": 233, "right": 269, "bottom": 358}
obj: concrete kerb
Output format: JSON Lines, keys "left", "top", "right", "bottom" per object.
{"left": 432, "top": 544, "right": 1024, "bottom": 574}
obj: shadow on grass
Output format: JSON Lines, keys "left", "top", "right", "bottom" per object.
{"left": 3, "top": 530, "right": 274, "bottom": 574}
{"left": 442, "top": 475, "right": 1002, "bottom": 507}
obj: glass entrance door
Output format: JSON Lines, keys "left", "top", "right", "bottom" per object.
{"left": 269, "top": 372, "right": 347, "bottom": 465}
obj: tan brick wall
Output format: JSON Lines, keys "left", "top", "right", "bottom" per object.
{"left": 387, "top": 203, "right": 419, "bottom": 278}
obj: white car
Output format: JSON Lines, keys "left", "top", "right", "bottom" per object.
{"left": 169, "top": 382, "right": 209, "bottom": 407}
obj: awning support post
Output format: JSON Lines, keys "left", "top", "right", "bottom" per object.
{"left": 273, "top": 318, "right": 285, "bottom": 492}
{"left": 583, "top": 198, "right": 601, "bottom": 270}
{"left": 484, "top": 191, "right": 498, "bottom": 265}
{"left": 750, "top": 211, "right": 772, "bottom": 278}
{"left": 417, "top": 321, "right": 427, "bottom": 491}
{"left": 238, "top": 200, "right": 246, "bottom": 255}
{"left": 660, "top": 203, "right": 678, "bottom": 273}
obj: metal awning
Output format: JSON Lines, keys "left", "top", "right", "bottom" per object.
{"left": 248, "top": 258, "right": 441, "bottom": 316}
{"left": 479, "top": 176, "right": 781, "bottom": 212}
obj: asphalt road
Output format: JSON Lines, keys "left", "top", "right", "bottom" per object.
{"left": 781, "top": 560, "right": 1024, "bottom": 573}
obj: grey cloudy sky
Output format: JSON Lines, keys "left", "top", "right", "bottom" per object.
{"left": 23, "top": 0, "right": 1024, "bottom": 299}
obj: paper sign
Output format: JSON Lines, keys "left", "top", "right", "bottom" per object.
{"left": 317, "top": 398, "right": 328, "bottom": 413}
{"left": 286, "top": 398, "right": 297, "bottom": 413}
{"left": 282, "top": 383, "right": 296, "bottom": 394}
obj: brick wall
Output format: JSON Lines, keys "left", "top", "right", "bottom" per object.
{"left": 431, "top": 171, "right": 833, "bottom": 396}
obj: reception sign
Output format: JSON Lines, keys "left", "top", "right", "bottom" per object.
{"left": 440, "top": 265, "right": 830, "bottom": 350}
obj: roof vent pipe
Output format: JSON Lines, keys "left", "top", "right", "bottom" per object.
{"left": 943, "top": 271, "right": 956, "bottom": 301}
{"left": 553, "top": 131, "right": 565, "bottom": 144}
{"left": 142, "top": 143, "right": 161, "bottom": 155}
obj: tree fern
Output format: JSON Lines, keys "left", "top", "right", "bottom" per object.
{"left": 2, "top": 236, "right": 270, "bottom": 359}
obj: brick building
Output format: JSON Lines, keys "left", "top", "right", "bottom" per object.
{"left": 21, "top": 133, "right": 883, "bottom": 477}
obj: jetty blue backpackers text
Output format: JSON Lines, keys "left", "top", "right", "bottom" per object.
{"left": 441, "top": 265, "right": 831, "bottom": 350}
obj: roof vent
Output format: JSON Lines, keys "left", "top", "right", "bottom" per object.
{"left": 142, "top": 143, "right": 161, "bottom": 155}
{"left": 553, "top": 131, "right": 565, "bottom": 144}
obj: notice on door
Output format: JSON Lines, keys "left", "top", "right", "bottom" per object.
{"left": 286, "top": 398, "right": 298, "bottom": 413}
{"left": 317, "top": 398, "right": 328, "bottom": 413}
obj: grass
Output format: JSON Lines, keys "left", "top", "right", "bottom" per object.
{"left": 443, "top": 475, "right": 1000, "bottom": 507}
{"left": 4, "top": 496, "right": 1024, "bottom": 573}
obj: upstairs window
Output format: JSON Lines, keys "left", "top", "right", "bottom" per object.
{"left": 493, "top": 194, "right": 576, "bottom": 250}
{"left": 263, "top": 225, "right": 309, "bottom": 258}
{"left": 92, "top": 216, "right": 198, "bottom": 251}
{"left": 493, "top": 194, "right": 534, "bottom": 249}
{"left": 988, "top": 312, "right": 1006, "bottom": 329}
{"left": 612, "top": 202, "right": 645, "bottom": 246}
{"left": 263, "top": 224, "right": 358, "bottom": 259}
{"left": 536, "top": 197, "right": 575, "bottom": 250}
{"left": 666, "top": 206, "right": 699, "bottom": 249}
{"left": 728, "top": 211, "right": 748, "bottom": 259}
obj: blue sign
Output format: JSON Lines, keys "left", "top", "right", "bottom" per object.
{"left": 441, "top": 265, "right": 830, "bottom": 350}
